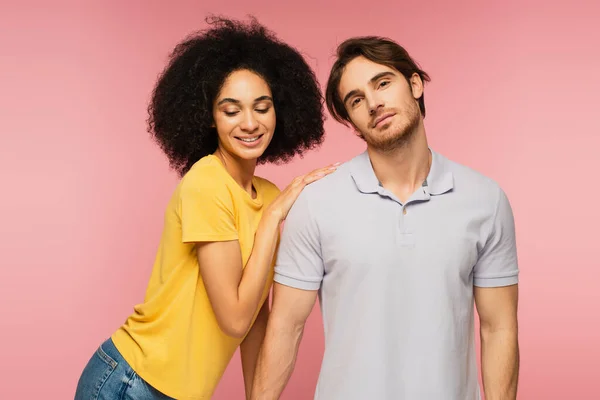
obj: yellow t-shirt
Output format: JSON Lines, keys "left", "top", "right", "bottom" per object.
{"left": 112, "top": 154, "right": 281, "bottom": 399}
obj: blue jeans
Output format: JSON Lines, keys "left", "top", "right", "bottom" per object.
{"left": 74, "top": 338, "right": 174, "bottom": 400}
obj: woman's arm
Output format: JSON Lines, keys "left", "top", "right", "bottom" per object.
{"left": 196, "top": 211, "right": 279, "bottom": 338}
{"left": 196, "top": 163, "right": 338, "bottom": 338}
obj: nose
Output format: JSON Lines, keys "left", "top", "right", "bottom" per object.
{"left": 366, "top": 91, "right": 384, "bottom": 115}
{"left": 239, "top": 110, "right": 259, "bottom": 133}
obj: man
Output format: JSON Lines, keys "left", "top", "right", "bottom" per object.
{"left": 251, "top": 36, "right": 519, "bottom": 400}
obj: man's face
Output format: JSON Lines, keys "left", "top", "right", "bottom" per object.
{"left": 338, "top": 56, "right": 424, "bottom": 151}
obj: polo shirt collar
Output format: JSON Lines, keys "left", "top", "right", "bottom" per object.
{"left": 349, "top": 151, "right": 380, "bottom": 194}
{"left": 350, "top": 148, "right": 454, "bottom": 196}
{"left": 426, "top": 149, "right": 454, "bottom": 195}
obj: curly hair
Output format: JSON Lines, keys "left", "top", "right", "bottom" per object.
{"left": 147, "top": 16, "right": 326, "bottom": 176}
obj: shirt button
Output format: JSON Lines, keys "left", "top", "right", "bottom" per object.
{"left": 403, "top": 208, "right": 407, "bottom": 215}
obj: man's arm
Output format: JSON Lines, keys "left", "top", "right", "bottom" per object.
{"left": 474, "top": 284, "right": 519, "bottom": 400}
{"left": 251, "top": 283, "right": 318, "bottom": 399}
{"left": 240, "top": 299, "right": 270, "bottom": 399}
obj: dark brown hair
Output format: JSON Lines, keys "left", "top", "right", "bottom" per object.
{"left": 325, "top": 36, "right": 431, "bottom": 125}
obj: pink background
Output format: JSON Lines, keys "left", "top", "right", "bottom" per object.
{"left": 2, "top": 0, "right": 599, "bottom": 398}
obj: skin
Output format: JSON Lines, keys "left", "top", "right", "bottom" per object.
{"left": 212, "top": 69, "right": 277, "bottom": 196}
{"left": 251, "top": 57, "right": 519, "bottom": 399}
{"left": 196, "top": 69, "right": 338, "bottom": 398}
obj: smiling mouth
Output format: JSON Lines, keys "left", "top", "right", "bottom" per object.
{"left": 236, "top": 134, "right": 264, "bottom": 142}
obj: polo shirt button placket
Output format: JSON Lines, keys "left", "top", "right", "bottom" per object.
{"left": 398, "top": 204, "right": 415, "bottom": 247}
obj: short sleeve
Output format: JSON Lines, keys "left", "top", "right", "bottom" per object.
{"left": 179, "top": 170, "right": 238, "bottom": 243}
{"left": 473, "top": 187, "right": 519, "bottom": 287}
{"left": 274, "top": 190, "right": 324, "bottom": 291}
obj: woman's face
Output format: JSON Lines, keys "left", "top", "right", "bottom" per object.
{"left": 212, "top": 69, "right": 276, "bottom": 162}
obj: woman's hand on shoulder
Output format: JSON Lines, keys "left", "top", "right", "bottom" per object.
{"left": 266, "top": 163, "right": 340, "bottom": 222}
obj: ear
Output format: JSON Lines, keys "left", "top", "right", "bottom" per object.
{"left": 410, "top": 72, "right": 424, "bottom": 100}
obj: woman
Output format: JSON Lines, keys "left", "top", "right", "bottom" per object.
{"left": 75, "top": 16, "right": 334, "bottom": 399}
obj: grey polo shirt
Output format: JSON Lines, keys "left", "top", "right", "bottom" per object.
{"left": 274, "top": 149, "right": 519, "bottom": 400}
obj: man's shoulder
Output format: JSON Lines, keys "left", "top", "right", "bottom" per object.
{"left": 299, "top": 157, "right": 357, "bottom": 199}
{"left": 287, "top": 156, "right": 359, "bottom": 222}
{"left": 439, "top": 152, "right": 504, "bottom": 198}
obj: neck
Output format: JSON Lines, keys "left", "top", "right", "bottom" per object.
{"left": 214, "top": 147, "right": 257, "bottom": 195}
{"left": 367, "top": 121, "right": 431, "bottom": 202}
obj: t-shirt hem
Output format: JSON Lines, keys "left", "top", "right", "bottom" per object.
{"left": 132, "top": 368, "right": 185, "bottom": 400}
{"left": 111, "top": 331, "right": 199, "bottom": 400}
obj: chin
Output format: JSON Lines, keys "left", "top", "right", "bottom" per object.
{"left": 233, "top": 144, "right": 270, "bottom": 160}
{"left": 372, "top": 124, "right": 405, "bottom": 140}
{"left": 363, "top": 124, "right": 413, "bottom": 151}
{"left": 231, "top": 149, "right": 261, "bottom": 161}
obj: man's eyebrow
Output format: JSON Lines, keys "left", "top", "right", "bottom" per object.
{"left": 342, "top": 72, "right": 396, "bottom": 105}
{"left": 343, "top": 89, "right": 359, "bottom": 106}
{"left": 369, "top": 71, "right": 395, "bottom": 83}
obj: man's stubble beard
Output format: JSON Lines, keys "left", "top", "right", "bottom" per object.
{"left": 358, "top": 101, "right": 421, "bottom": 153}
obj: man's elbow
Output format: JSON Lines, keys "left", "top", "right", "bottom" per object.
{"left": 268, "top": 312, "right": 305, "bottom": 339}
{"left": 479, "top": 319, "right": 518, "bottom": 341}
